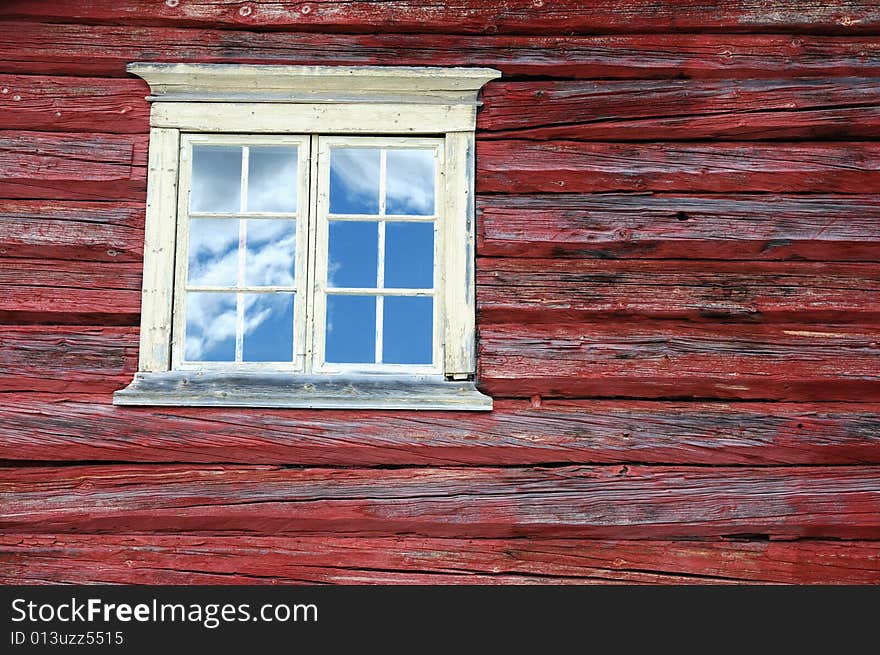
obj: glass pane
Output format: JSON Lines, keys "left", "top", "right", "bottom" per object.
{"left": 386, "top": 148, "right": 435, "bottom": 216}
{"left": 328, "top": 221, "right": 377, "bottom": 288}
{"left": 384, "top": 222, "right": 434, "bottom": 289}
{"left": 329, "top": 148, "right": 380, "bottom": 214}
{"left": 191, "top": 146, "right": 241, "bottom": 213}
{"left": 245, "top": 219, "right": 296, "bottom": 287}
{"left": 383, "top": 296, "right": 433, "bottom": 365}
{"left": 242, "top": 293, "right": 294, "bottom": 362}
{"left": 247, "top": 147, "right": 298, "bottom": 213}
{"left": 325, "top": 295, "right": 376, "bottom": 364}
{"left": 184, "top": 292, "right": 237, "bottom": 362}
{"left": 187, "top": 218, "right": 239, "bottom": 287}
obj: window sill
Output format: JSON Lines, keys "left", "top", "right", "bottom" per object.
{"left": 113, "top": 371, "right": 493, "bottom": 411}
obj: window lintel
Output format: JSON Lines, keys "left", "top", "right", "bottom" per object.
{"left": 127, "top": 63, "right": 502, "bottom": 106}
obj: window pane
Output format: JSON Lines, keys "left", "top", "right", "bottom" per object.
{"left": 247, "top": 147, "right": 298, "bottom": 213}
{"left": 384, "top": 222, "right": 434, "bottom": 289}
{"left": 325, "top": 295, "right": 376, "bottom": 363}
{"left": 329, "top": 148, "right": 380, "bottom": 214}
{"left": 191, "top": 146, "right": 241, "bottom": 213}
{"left": 187, "top": 218, "right": 239, "bottom": 287}
{"left": 185, "top": 292, "right": 237, "bottom": 362}
{"left": 386, "top": 148, "right": 435, "bottom": 216}
{"left": 328, "top": 221, "right": 377, "bottom": 288}
{"left": 242, "top": 293, "right": 294, "bottom": 362}
{"left": 383, "top": 296, "right": 433, "bottom": 365}
{"left": 245, "top": 219, "right": 296, "bottom": 287}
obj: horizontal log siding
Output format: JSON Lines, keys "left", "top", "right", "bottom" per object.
{"left": 3, "top": 1, "right": 880, "bottom": 34}
{"left": 2, "top": 535, "right": 878, "bottom": 585}
{"left": 2, "top": 2, "right": 878, "bottom": 585}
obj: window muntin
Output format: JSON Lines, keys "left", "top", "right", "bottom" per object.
{"left": 172, "top": 134, "right": 442, "bottom": 376}
{"left": 172, "top": 134, "right": 311, "bottom": 371}
{"left": 312, "top": 137, "right": 443, "bottom": 375}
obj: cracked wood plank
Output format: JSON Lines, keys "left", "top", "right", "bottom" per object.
{"left": 0, "top": 74, "right": 149, "bottom": 134}
{"left": 0, "top": 200, "right": 144, "bottom": 262}
{"left": 476, "top": 194, "right": 880, "bottom": 261}
{"left": 3, "top": 256, "right": 878, "bottom": 325}
{"left": 480, "top": 78, "right": 880, "bottom": 141}
{"left": 476, "top": 259, "right": 880, "bottom": 323}
{"left": 476, "top": 141, "right": 880, "bottom": 193}
{"left": 1, "top": 395, "right": 879, "bottom": 466}
{"left": 0, "top": 131, "right": 147, "bottom": 200}
{"left": 3, "top": 324, "right": 879, "bottom": 400}
{"left": 478, "top": 322, "right": 880, "bottom": 401}
{"left": 2, "top": 1, "right": 879, "bottom": 35}
{"left": 2, "top": 464, "right": 880, "bottom": 539}
{"left": 2, "top": 535, "right": 877, "bottom": 585}
{"left": 3, "top": 23, "right": 879, "bottom": 80}
{"left": 0, "top": 258, "right": 142, "bottom": 325}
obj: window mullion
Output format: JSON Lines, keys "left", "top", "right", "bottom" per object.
{"left": 303, "top": 134, "right": 322, "bottom": 373}
{"left": 235, "top": 146, "right": 249, "bottom": 362}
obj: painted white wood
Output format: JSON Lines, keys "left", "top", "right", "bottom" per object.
{"left": 151, "top": 102, "right": 476, "bottom": 134}
{"left": 114, "top": 371, "right": 493, "bottom": 411}
{"left": 137, "top": 127, "right": 180, "bottom": 372}
{"left": 310, "top": 136, "right": 444, "bottom": 377}
{"left": 443, "top": 132, "right": 477, "bottom": 378}
{"left": 170, "top": 134, "right": 311, "bottom": 372}
{"left": 128, "top": 63, "right": 501, "bottom": 105}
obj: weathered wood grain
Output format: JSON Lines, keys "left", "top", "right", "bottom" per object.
{"left": 481, "top": 78, "right": 880, "bottom": 140}
{"left": 4, "top": 324, "right": 878, "bottom": 401}
{"left": 3, "top": 464, "right": 879, "bottom": 539}
{"left": 476, "top": 194, "right": 880, "bottom": 261}
{"left": 0, "top": 327, "right": 137, "bottom": 393}
{"left": 477, "top": 141, "right": 880, "bottom": 193}
{"left": 2, "top": 535, "right": 877, "bottom": 585}
{"left": 0, "top": 258, "right": 141, "bottom": 325}
{"left": 0, "top": 131, "right": 147, "bottom": 200}
{"left": 2, "top": 1, "right": 878, "bottom": 35}
{"left": 5, "top": 257, "right": 877, "bottom": 325}
{"left": 9, "top": 74, "right": 880, "bottom": 140}
{"left": 479, "top": 323, "right": 880, "bottom": 401}
{"left": 0, "top": 74, "right": 149, "bottom": 133}
{"left": 3, "top": 23, "right": 880, "bottom": 80}
{"left": 0, "top": 200, "right": 144, "bottom": 262}
{"left": 477, "top": 259, "right": 880, "bottom": 323}
{"left": 2, "top": 395, "right": 879, "bottom": 466}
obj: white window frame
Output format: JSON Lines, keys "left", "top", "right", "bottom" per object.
{"left": 114, "top": 64, "right": 499, "bottom": 411}
{"left": 173, "top": 133, "right": 311, "bottom": 373}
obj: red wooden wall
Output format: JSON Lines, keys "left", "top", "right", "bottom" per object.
{"left": 1, "top": 1, "right": 879, "bottom": 584}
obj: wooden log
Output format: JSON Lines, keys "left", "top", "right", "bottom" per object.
{"left": 3, "top": 324, "right": 878, "bottom": 401}
{"left": 0, "top": 131, "right": 147, "bottom": 200}
{"left": 2, "top": 1, "right": 879, "bottom": 35}
{"left": 0, "top": 74, "right": 149, "bottom": 134}
{"left": 478, "top": 322, "right": 880, "bottom": 401}
{"left": 480, "top": 78, "right": 880, "bottom": 141}
{"left": 9, "top": 75, "right": 880, "bottom": 140}
{"left": 0, "top": 326, "right": 137, "bottom": 393}
{"left": 476, "top": 194, "right": 880, "bottom": 261}
{"left": 2, "top": 464, "right": 879, "bottom": 539}
{"left": 477, "top": 141, "right": 880, "bottom": 193}
{"left": 2, "top": 535, "right": 877, "bottom": 585}
{"left": 0, "top": 200, "right": 144, "bottom": 262}
{"left": 2, "top": 23, "right": 880, "bottom": 80}
{"left": 6, "top": 256, "right": 877, "bottom": 325}
{"left": 477, "top": 259, "right": 880, "bottom": 323}
{"left": 1, "top": 395, "right": 879, "bottom": 466}
{"left": 0, "top": 258, "right": 141, "bottom": 325}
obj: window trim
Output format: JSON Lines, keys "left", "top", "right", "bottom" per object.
{"left": 114, "top": 64, "right": 499, "bottom": 411}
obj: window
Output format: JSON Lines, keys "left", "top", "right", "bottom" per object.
{"left": 114, "top": 64, "right": 499, "bottom": 410}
